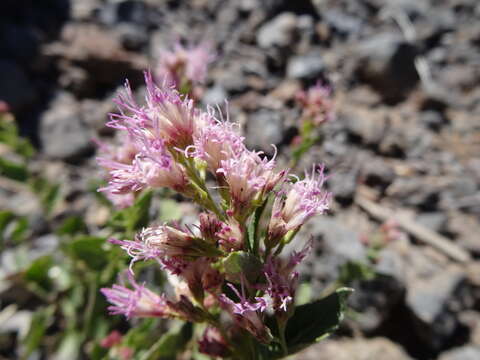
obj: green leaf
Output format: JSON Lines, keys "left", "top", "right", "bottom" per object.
{"left": 284, "top": 287, "right": 353, "bottom": 355}
{"left": 159, "top": 199, "right": 182, "bottom": 222}
{"left": 56, "top": 216, "right": 87, "bottom": 236}
{"left": 24, "top": 255, "right": 54, "bottom": 292}
{"left": 68, "top": 236, "right": 109, "bottom": 270}
{"left": 0, "top": 210, "right": 14, "bottom": 245}
{"left": 139, "top": 322, "right": 193, "bottom": 360}
{"left": 248, "top": 198, "right": 268, "bottom": 254}
{"left": 337, "top": 261, "right": 376, "bottom": 286}
{"left": 0, "top": 116, "right": 35, "bottom": 158}
{"left": 54, "top": 331, "right": 84, "bottom": 360}
{"left": 221, "top": 251, "right": 263, "bottom": 283}
{"left": 0, "top": 156, "right": 28, "bottom": 181}
{"left": 109, "top": 190, "right": 153, "bottom": 234}
{"left": 30, "top": 177, "right": 60, "bottom": 214}
{"left": 22, "top": 306, "right": 55, "bottom": 360}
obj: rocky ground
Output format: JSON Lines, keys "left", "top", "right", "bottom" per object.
{"left": 1, "top": 0, "right": 480, "bottom": 359}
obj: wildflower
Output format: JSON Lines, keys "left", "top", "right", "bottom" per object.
{"left": 100, "top": 331, "right": 123, "bottom": 348}
{"left": 216, "top": 218, "right": 244, "bottom": 252}
{"left": 108, "top": 72, "right": 200, "bottom": 149}
{"left": 198, "top": 327, "right": 230, "bottom": 358}
{"left": 101, "top": 275, "right": 173, "bottom": 319}
{"left": 263, "top": 240, "right": 312, "bottom": 313}
{"left": 295, "top": 82, "right": 334, "bottom": 125}
{"left": 189, "top": 118, "right": 246, "bottom": 174}
{"left": 268, "top": 166, "right": 331, "bottom": 245}
{"left": 111, "top": 224, "right": 222, "bottom": 274}
{"left": 181, "top": 258, "right": 223, "bottom": 301}
{"left": 156, "top": 41, "right": 214, "bottom": 87}
{"left": 218, "top": 282, "right": 272, "bottom": 344}
{"left": 217, "top": 150, "right": 285, "bottom": 221}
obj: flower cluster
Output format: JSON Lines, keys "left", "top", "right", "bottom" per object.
{"left": 98, "top": 72, "right": 332, "bottom": 356}
{"left": 155, "top": 41, "right": 214, "bottom": 94}
{"left": 295, "top": 82, "right": 335, "bottom": 125}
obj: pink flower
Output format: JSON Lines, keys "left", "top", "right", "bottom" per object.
{"left": 98, "top": 136, "right": 192, "bottom": 196}
{"left": 100, "top": 330, "right": 123, "bottom": 348}
{"left": 108, "top": 72, "right": 200, "bottom": 149}
{"left": 111, "top": 225, "right": 222, "bottom": 274}
{"left": 181, "top": 258, "right": 223, "bottom": 301}
{"left": 189, "top": 118, "right": 246, "bottom": 175}
{"left": 216, "top": 218, "right": 244, "bottom": 252}
{"left": 295, "top": 82, "right": 335, "bottom": 125}
{"left": 218, "top": 282, "right": 272, "bottom": 344}
{"left": 263, "top": 240, "right": 312, "bottom": 313}
{"left": 268, "top": 165, "right": 331, "bottom": 242}
{"left": 217, "top": 150, "right": 286, "bottom": 220}
{"left": 101, "top": 275, "right": 172, "bottom": 319}
{"left": 156, "top": 41, "right": 215, "bottom": 87}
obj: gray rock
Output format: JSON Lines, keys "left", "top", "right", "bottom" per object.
{"left": 307, "top": 217, "right": 366, "bottom": 285}
{"left": 356, "top": 33, "right": 418, "bottom": 101}
{"left": 256, "top": 13, "right": 297, "bottom": 49}
{"left": 245, "top": 109, "right": 284, "bottom": 153}
{"left": 40, "top": 92, "right": 93, "bottom": 160}
{"left": 0, "top": 60, "right": 36, "bottom": 111}
{"left": 420, "top": 110, "right": 446, "bottom": 131}
{"left": 417, "top": 212, "right": 448, "bottom": 232}
{"left": 406, "top": 255, "right": 466, "bottom": 349}
{"left": 202, "top": 85, "right": 228, "bottom": 107}
{"left": 286, "top": 50, "right": 324, "bottom": 80}
{"left": 361, "top": 158, "right": 396, "bottom": 189}
{"left": 439, "top": 346, "right": 480, "bottom": 360}
{"left": 297, "top": 338, "right": 412, "bottom": 360}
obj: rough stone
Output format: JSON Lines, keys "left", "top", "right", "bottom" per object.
{"left": 245, "top": 109, "right": 284, "bottom": 153}
{"left": 439, "top": 346, "right": 480, "bottom": 360}
{"left": 286, "top": 50, "right": 324, "bottom": 80}
{"left": 39, "top": 92, "right": 93, "bottom": 160}
{"left": 296, "top": 338, "right": 412, "bottom": 360}
{"left": 0, "top": 60, "right": 36, "bottom": 112}
{"left": 355, "top": 32, "right": 418, "bottom": 102}
{"left": 257, "top": 12, "right": 298, "bottom": 49}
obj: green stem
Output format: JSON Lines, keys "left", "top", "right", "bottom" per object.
{"left": 277, "top": 318, "right": 288, "bottom": 357}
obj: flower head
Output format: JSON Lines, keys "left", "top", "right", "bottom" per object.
{"left": 108, "top": 72, "right": 201, "bottom": 149}
{"left": 101, "top": 274, "right": 172, "bottom": 319}
{"left": 263, "top": 240, "right": 312, "bottom": 313}
{"left": 218, "top": 282, "right": 272, "bottom": 344}
{"left": 268, "top": 166, "right": 331, "bottom": 242}
{"left": 217, "top": 150, "right": 286, "bottom": 220}
{"left": 296, "top": 82, "right": 335, "bottom": 125}
{"left": 156, "top": 41, "right": 215, "bottom": 87}
{"left": 189, "top": 118, "right": 246, "bottom": 174}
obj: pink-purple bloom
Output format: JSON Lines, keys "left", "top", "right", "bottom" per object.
{"left": 98, "top": 64, "right": 342, "bottom": 352}
{"left": 101, "top": 274, "right": 171, "bottom": 319}
{"left": 156, "top": 41, "right": 215, "bottom": 87}
{"left": 268, "top": 166, "right": 331, "bottom": 243}
{"left": 296, "top": 82, "right": 335, "bottom": 125}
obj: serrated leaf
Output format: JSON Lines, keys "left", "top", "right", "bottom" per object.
{"left": 284, "top": 287, "right": 353, "bottom": 355}
{"left": 68, "top": 236, "right": 109, "bottom": 270}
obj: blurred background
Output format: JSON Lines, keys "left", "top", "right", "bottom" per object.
{"left": 1, "top": 0, "right": 479, "bottom": 359}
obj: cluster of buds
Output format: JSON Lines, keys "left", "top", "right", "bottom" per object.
{"left": 295, "top": 82, "right": 334, "bottom": 126}
{"left": 99, "top": 72, "right": 332, "bottom": 357}
{"left": 291, "top": 82, "right": 335, "bottom": 167}
{"left": 155, "top": 41, "right": 214, "bottom": 97}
